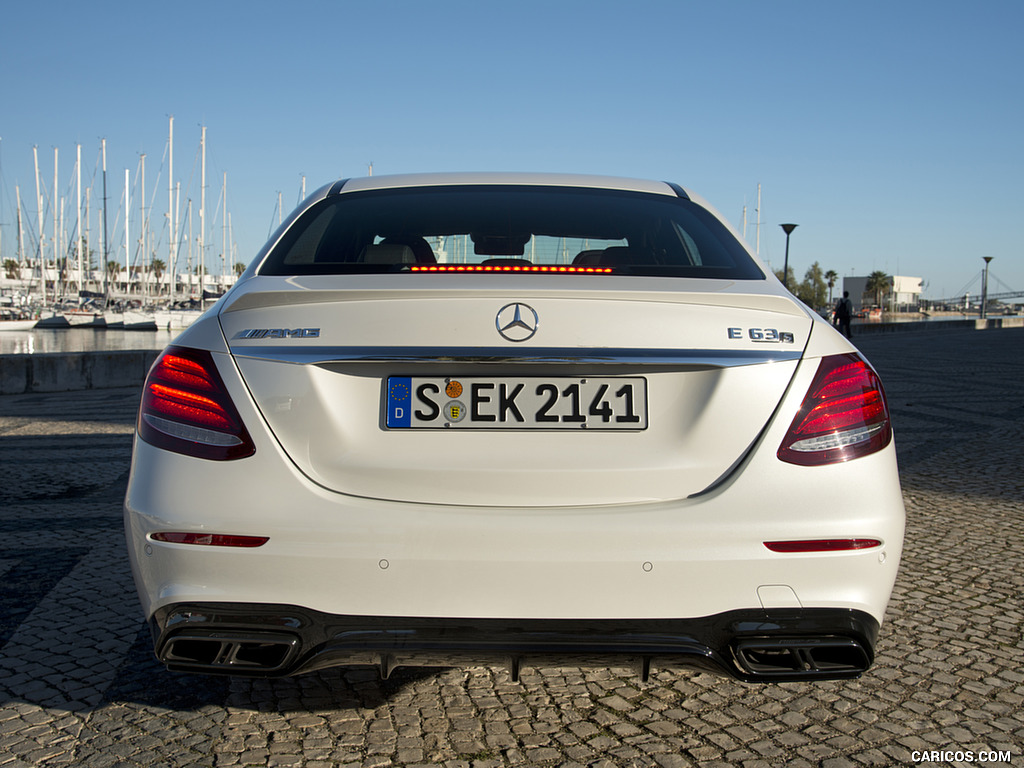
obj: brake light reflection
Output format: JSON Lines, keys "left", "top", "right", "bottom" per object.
{"left": 411, "top": 264, "right": 613, "bottom": 274}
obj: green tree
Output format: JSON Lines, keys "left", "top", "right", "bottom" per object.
{"left": 773, "top": 267, "right": 796, "bottom": 292}
{"left": 75, "top": 238, "right": 97, "bottom": 270}
{"left": 233, "top": 261, "right": 247, "bottom": 277}
{"left": 4, "top": 259, "right": 21, "bottom": 280}
{"left": 796, "top": 262, "right": 828, "bottom": 309}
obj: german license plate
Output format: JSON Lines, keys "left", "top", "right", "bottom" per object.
{"left": 386, "top": 376, "right": 647, "bottom": 429}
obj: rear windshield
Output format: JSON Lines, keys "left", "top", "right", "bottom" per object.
{"left": 257, "top": 185, "right": 764, "bottom": 280}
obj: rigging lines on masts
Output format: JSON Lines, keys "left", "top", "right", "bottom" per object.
{"left": 755, "top": 183, "right": 761, "bottom": 258}
{"left": 740, "top": 183, "right": 763, "bottom": 259}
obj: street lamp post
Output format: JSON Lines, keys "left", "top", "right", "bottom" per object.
{"left": 780, "top": 223, "right": 798, "bottom": 290}
{"left": 981, "top": 256, "right": 993, "bottom": 320}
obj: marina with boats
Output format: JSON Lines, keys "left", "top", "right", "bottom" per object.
{"left": 1, "top": 120, "right": 241, "bottom": 334}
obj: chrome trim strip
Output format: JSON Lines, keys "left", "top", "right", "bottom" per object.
{"left": 229, "top": 346, "right": 802, "bottom": 368}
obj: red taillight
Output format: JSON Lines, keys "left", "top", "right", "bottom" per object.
{"left": 777, "top": 353, "right": 891, "bottom": 466}
{"left": 138, "top": 346, "right": 256, "bottom": 461}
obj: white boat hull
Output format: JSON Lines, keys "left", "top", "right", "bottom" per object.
{"left": 154, "top": 309, "right": 202, "bottom": 330}
{"left": 123, "top": 310, "right": 158, "bottom": 330}
{"left": 0, "top": 319, "right": 39, "bottom": 331}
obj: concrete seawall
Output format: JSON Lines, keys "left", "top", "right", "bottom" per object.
{"left": 0, "top": 349, "right": 161, "bottom": 395}
{"left": 852, "top": 316, "right": 1024, "bottom": 335}
{"left": 0, "top": 317, "right": 1021, "bottom": 395}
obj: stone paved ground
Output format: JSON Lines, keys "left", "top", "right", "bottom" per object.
{"left": 0, "top": 327, "right": 1021, "bottom": 768}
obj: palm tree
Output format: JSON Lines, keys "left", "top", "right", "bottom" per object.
{"left": 865, "top": 270, "right": 890, "bottom": 308}
{"left": 150, "top": 259, "right": 166, "bottom": 297}
{"left": 4, "top": 259, "right": 21, "bottom": 280}
{"left": 825, "top": 270, "right": 838, "bottom": 304}
{"left": 106, "top": 260, "right": 122, "bottom": 290}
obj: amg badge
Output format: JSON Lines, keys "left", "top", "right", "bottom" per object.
{"left": 234, "top": 328, "right": 321, "bottom": 339}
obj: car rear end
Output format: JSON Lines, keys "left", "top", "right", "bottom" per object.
{"left": 124, "top": 174, "right": 904, "bottom": 682}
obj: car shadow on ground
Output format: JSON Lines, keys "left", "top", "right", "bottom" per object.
{"left": 99, "top": 623, "right": 453, "bottom": 712}
{"left": 0, "top": 614, "right": 452, "bottom": 716}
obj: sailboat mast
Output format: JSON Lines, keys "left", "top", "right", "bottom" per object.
{"left": 33, "top": 147, "right": 45, "bottom": 305}
{"left": 124, "top": 168, "right": 130, "bottom": 298}
{"left": 85, "top": 187, "right": 90, "bottom": 293}
{"left": 755, "top": 183, "right": 761, "bottom": 258}
{"left": 140, "top": 153, "right": 146, "bottom": 305}
{"left": 222, "top": 172, "right": 227, "bottom": 281}
{"left": 53, "top": 149, "right": 58, "bottom": 298}
{"left": 76, "top": 143, "right": 83, "bottom": 300}
{"left": 175, "top": 182, "right": 181, "bottom": 299}
{"left": 199, "top": 125, "right": 206, "bottom": 309}
{"left": 186, "top": 198, "right": 192, "bottom": 295}
{"left": 101, "top": 139, "right": 108, "bottom": 301}
{"left": 59, "top": 198, "right": 65, "bottom": 297}
{"left": 168, "top": 116, "right": 175, "bottom": 303}
{"left": 16, "top": 185, "right": 27, "bottom": 304}
{"left": 16, "top": 186, "right": 24, "bottom": 267}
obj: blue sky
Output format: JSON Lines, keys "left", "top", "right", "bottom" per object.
{"left": 1, "top": 0, "right": 1021, "bottom": 302}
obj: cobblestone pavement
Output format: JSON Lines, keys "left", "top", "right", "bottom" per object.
{"left": 1, "top": 328, "right": 1021, "bottom": 768}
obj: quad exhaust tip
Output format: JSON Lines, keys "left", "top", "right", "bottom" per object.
{"left": 733, "top": 637, "right": 870, "bottom": 678}
{"left": 161, "top": 631, "right": 299, "bottom": 675}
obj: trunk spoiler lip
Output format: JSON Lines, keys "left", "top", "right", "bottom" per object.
{"left": 228, "top": 345, "right": 802, "bottom": 368}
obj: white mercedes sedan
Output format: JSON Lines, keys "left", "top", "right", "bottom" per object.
{"left": 124, "top": 173, "right": 904, "bottom": 683}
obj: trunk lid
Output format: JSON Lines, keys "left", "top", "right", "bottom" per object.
{"left": 220, "top": 275, "right": 811, "bottom": 506}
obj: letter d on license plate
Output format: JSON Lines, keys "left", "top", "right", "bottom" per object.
{"left": 386, "top": 376, "right": 647, "bottom": 430}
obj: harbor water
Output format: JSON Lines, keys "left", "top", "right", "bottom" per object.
{"left": 0, "top": 327, "right": 177, "bottom": 356}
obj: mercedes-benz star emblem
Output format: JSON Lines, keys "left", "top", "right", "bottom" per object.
{"left": 496, "top": 302, "right": 539, "bottom": 342}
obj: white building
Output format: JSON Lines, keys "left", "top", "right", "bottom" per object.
{"left": 842, "top": 275, "right": 923, "bottom": 312}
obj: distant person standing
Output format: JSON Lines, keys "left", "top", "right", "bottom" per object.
{"left": 834, "top": 291, "right": 853, "bottom": 339}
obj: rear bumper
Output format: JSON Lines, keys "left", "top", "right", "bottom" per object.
{"left": 150, "top": 603, "right": 879, "bottom": 683}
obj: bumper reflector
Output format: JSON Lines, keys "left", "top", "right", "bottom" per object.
{"left": 764, "top": 539, "right": 882, "bottom": 553}
{"left": 151, "top": 532, "right": 269, "bottom": 548}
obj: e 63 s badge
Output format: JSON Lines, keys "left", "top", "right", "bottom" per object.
{"left": 728, "top": 327, "right": 795, "bottom": 344}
